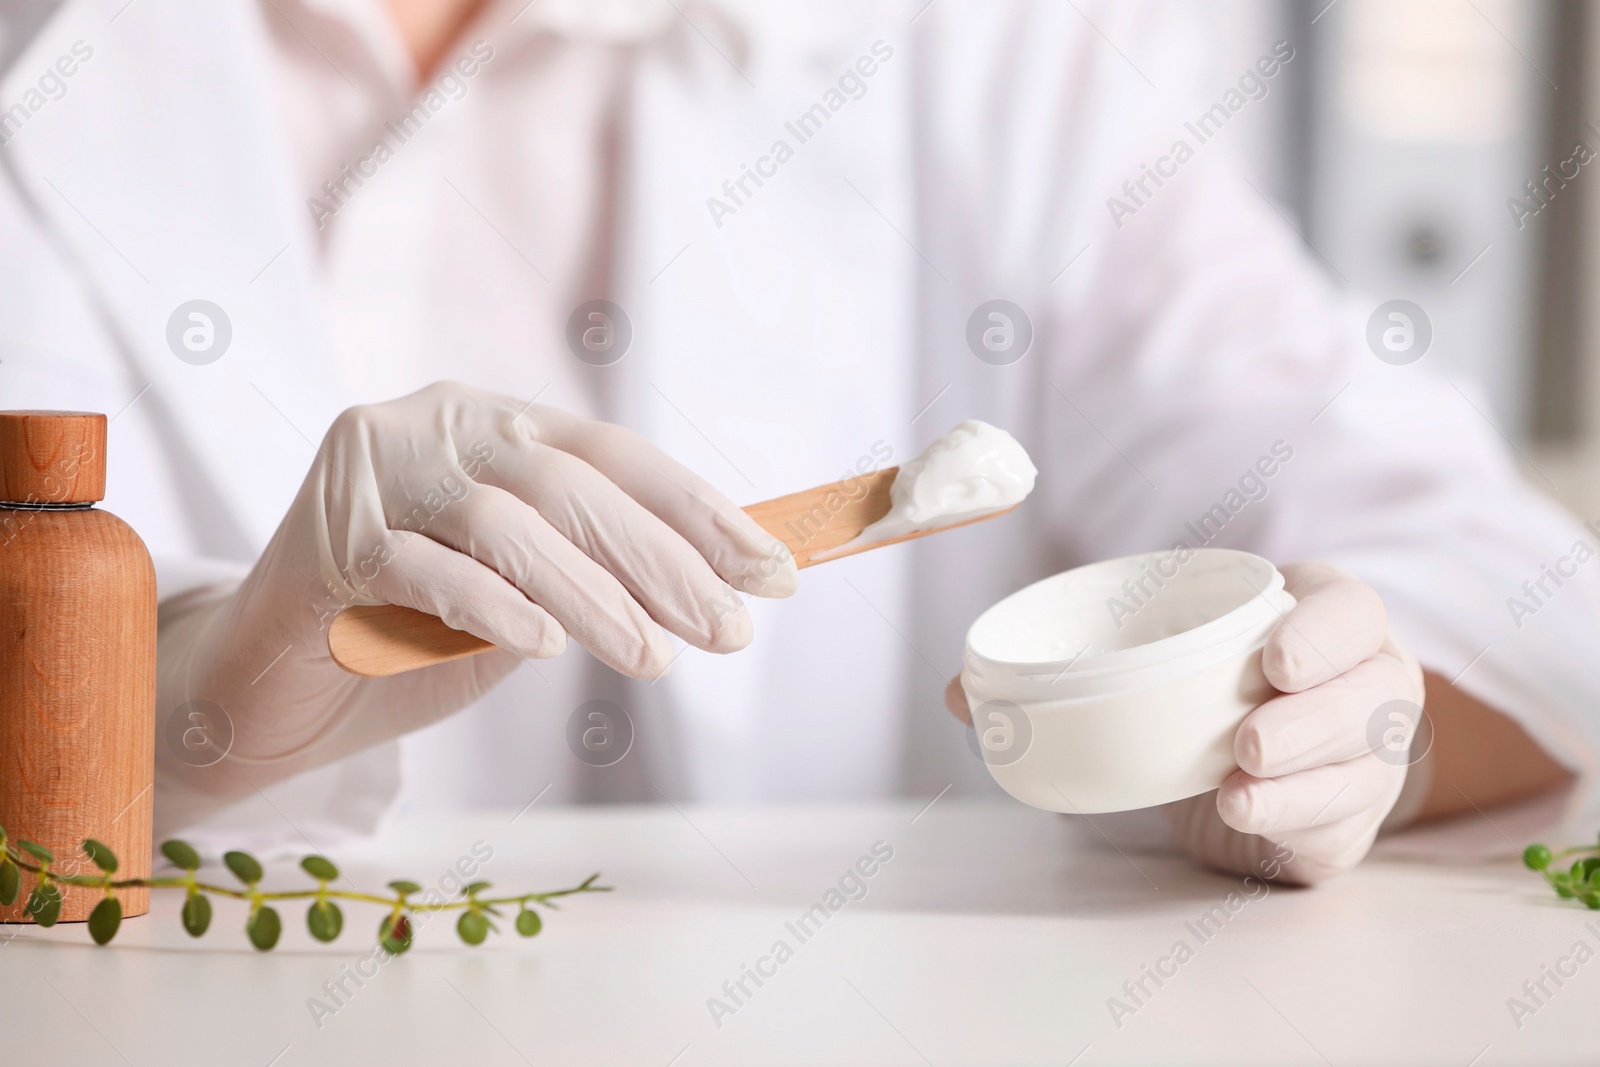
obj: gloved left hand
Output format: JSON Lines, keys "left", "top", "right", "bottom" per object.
{"left": 945, "top": 561, "right": 1426, "bottom": 886}
{"left": 1162, "top": 562, "right": 1426, "bottom": 884}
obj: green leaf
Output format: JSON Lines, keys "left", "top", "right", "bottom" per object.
{"left": 0, "top": 824, "right": 7, "bottom": 846}
{"left": 81, "top": 839, "right": 118, "bottom": 875}
{"left": 247, "top": 905, "right": 282, "bottom": 951}
{"left": 379, "top": 913, "right": 414, "bottom": 956}
{"left": 308, "top": 899, "right": 343, "bottom": 943}
{"left": 515, "top": 908, "right": 542, "bottom": 938}
{"left": 160, "top": 840, "right": 202, "bottom": 871}
{"left": 224, "top": 850, "right": 263, "bottom": 885}
{"left": 462, "top": 881, "right": 491, "bottom": 896}
{"left": 1582, "top": 857, "right": 1600, "bottom": 882}
{"left": 18, "top": 840, "right": 53, "bottom": 863}
{"left": 0, "top": 859, "right": 18, "bottom": 906}
{"left": 25, "top": 882, "right": 62, "bottom": 927}
{"left": 1523, "top": 844, "right": 1553, "bottom": 871}
{"left": 300, "top": 855, "right": 340, "bottom": 882}
{"left": 1584, "top": 893, "right": 1600, "bottom": 911}
{"left": 181, "top": 893, "right": 213, "bottom": 937}
{"left": 88, "top": 897, "right": 122, "bottom": 945}
{"left": 1554, "top": 876, "right": 1577, "bottom": 899}
{"left": 457, "top": 911, "right": 490, "bottom": 945}
{"left": 387, "top": 880, "right": 421, "bottom": 896}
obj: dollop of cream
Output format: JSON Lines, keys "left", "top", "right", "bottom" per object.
{"left": 852, "top": 420, "right": 1036, "bottom": 548}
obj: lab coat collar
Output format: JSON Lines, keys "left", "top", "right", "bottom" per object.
{"left": 287, "top": 0, "right": 755, "bottom": 61}
{"left": 498, "top": 0, "right": 749, "bottom": 44}
{"left": 270, "top": 0, "right": 417, "bottom": 94}
{"left": 263, "top": 0, "right": 755, "bottom": 103}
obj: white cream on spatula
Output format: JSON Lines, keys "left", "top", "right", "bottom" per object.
{"left": 826, "top": 420, "right": 1037, "bottom": 557}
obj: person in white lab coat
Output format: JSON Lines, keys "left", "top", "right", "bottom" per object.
{"left": 0, "top": 0, "right": 1588, "bottom": 883}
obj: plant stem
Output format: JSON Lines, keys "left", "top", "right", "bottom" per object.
{"left": 6, "top": 854, "right": 609, "bottom": 911}
{"left": 1551, "top": 846, "right": 1600, "bottom": 861}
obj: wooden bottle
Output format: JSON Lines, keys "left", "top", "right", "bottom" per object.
{"left": 0, "top": 412, "right": 155, "bottom": 922}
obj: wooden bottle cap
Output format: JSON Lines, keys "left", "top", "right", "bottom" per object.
{"left": 0, "top": 411, "right": 107, "bottom": 505}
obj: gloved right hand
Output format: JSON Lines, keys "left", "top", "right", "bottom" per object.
{"left": 156, "top": 381, "right": 796, "bottom": 808}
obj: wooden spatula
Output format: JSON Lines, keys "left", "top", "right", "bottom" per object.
{"left": 328, "top": 467, "right": 1016, "bottom": 677}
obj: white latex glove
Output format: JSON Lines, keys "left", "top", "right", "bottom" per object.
{"left": 944, "top": 562, "right": 1425, "bottom": 886}
{"left": 1162, "top": 562, "right": 1425, "bottom": 885}
{"left": 157, "top": 381, "right": 796, "bottom": 809}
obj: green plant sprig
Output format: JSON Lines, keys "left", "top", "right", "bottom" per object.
{"left": 1523, "top": 838, "right": 1600, "bottom": 908}
{"left": 0, "top": 824, "right": 608, "bottom": 951}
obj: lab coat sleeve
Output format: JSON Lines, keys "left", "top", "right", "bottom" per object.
{"left": 1035, "top": 70, "right": 1600, "bottom": 854}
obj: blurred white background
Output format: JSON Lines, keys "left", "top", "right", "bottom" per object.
{"left": 1208, "top": 0, "right": 1600, "bottom": 514}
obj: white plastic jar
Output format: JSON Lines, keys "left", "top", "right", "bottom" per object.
{"left": 961, "top": 549, "right": 1295, "bottom": 814}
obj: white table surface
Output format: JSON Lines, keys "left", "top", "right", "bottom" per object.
{"left": 3, "top": 800, "right": 1595, "bottom": 1066}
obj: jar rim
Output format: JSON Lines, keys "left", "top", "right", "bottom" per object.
{"left": 965, "top": 548, "right": 1289, "bottom": 679}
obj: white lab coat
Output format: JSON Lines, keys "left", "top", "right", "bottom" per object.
{"left": 4, "top": 0, "right": 1597, "bottom": 852}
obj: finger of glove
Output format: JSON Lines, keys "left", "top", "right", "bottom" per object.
{"left": 1264, "top": 562, "right": 1387, "bottom": 693}
{"left": 1217, "top": 753, "right": 1397, "bottom": 836}
{"left": 418, "top": 481, "right": 674, "bottom": 679}
{"left": 945, "top": 676, "right": 971, "bottom": 724}
{"left": 1263, "top": 806, "right": 1391, "bottom": 885}
{"left": 1164, "top": 791, "right": 1297, "bottom": 880}
{"left": 361, "top": 531, "right": 567, "bottom": 661}
{"left": 1235, "top": 650, "right": 1416, "bottom": 777}
{"left": 475, "top": 440, "right": 753, "bottom": 653}
{"left": 533, "top": 410, "right": 798, "bottom": 598}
